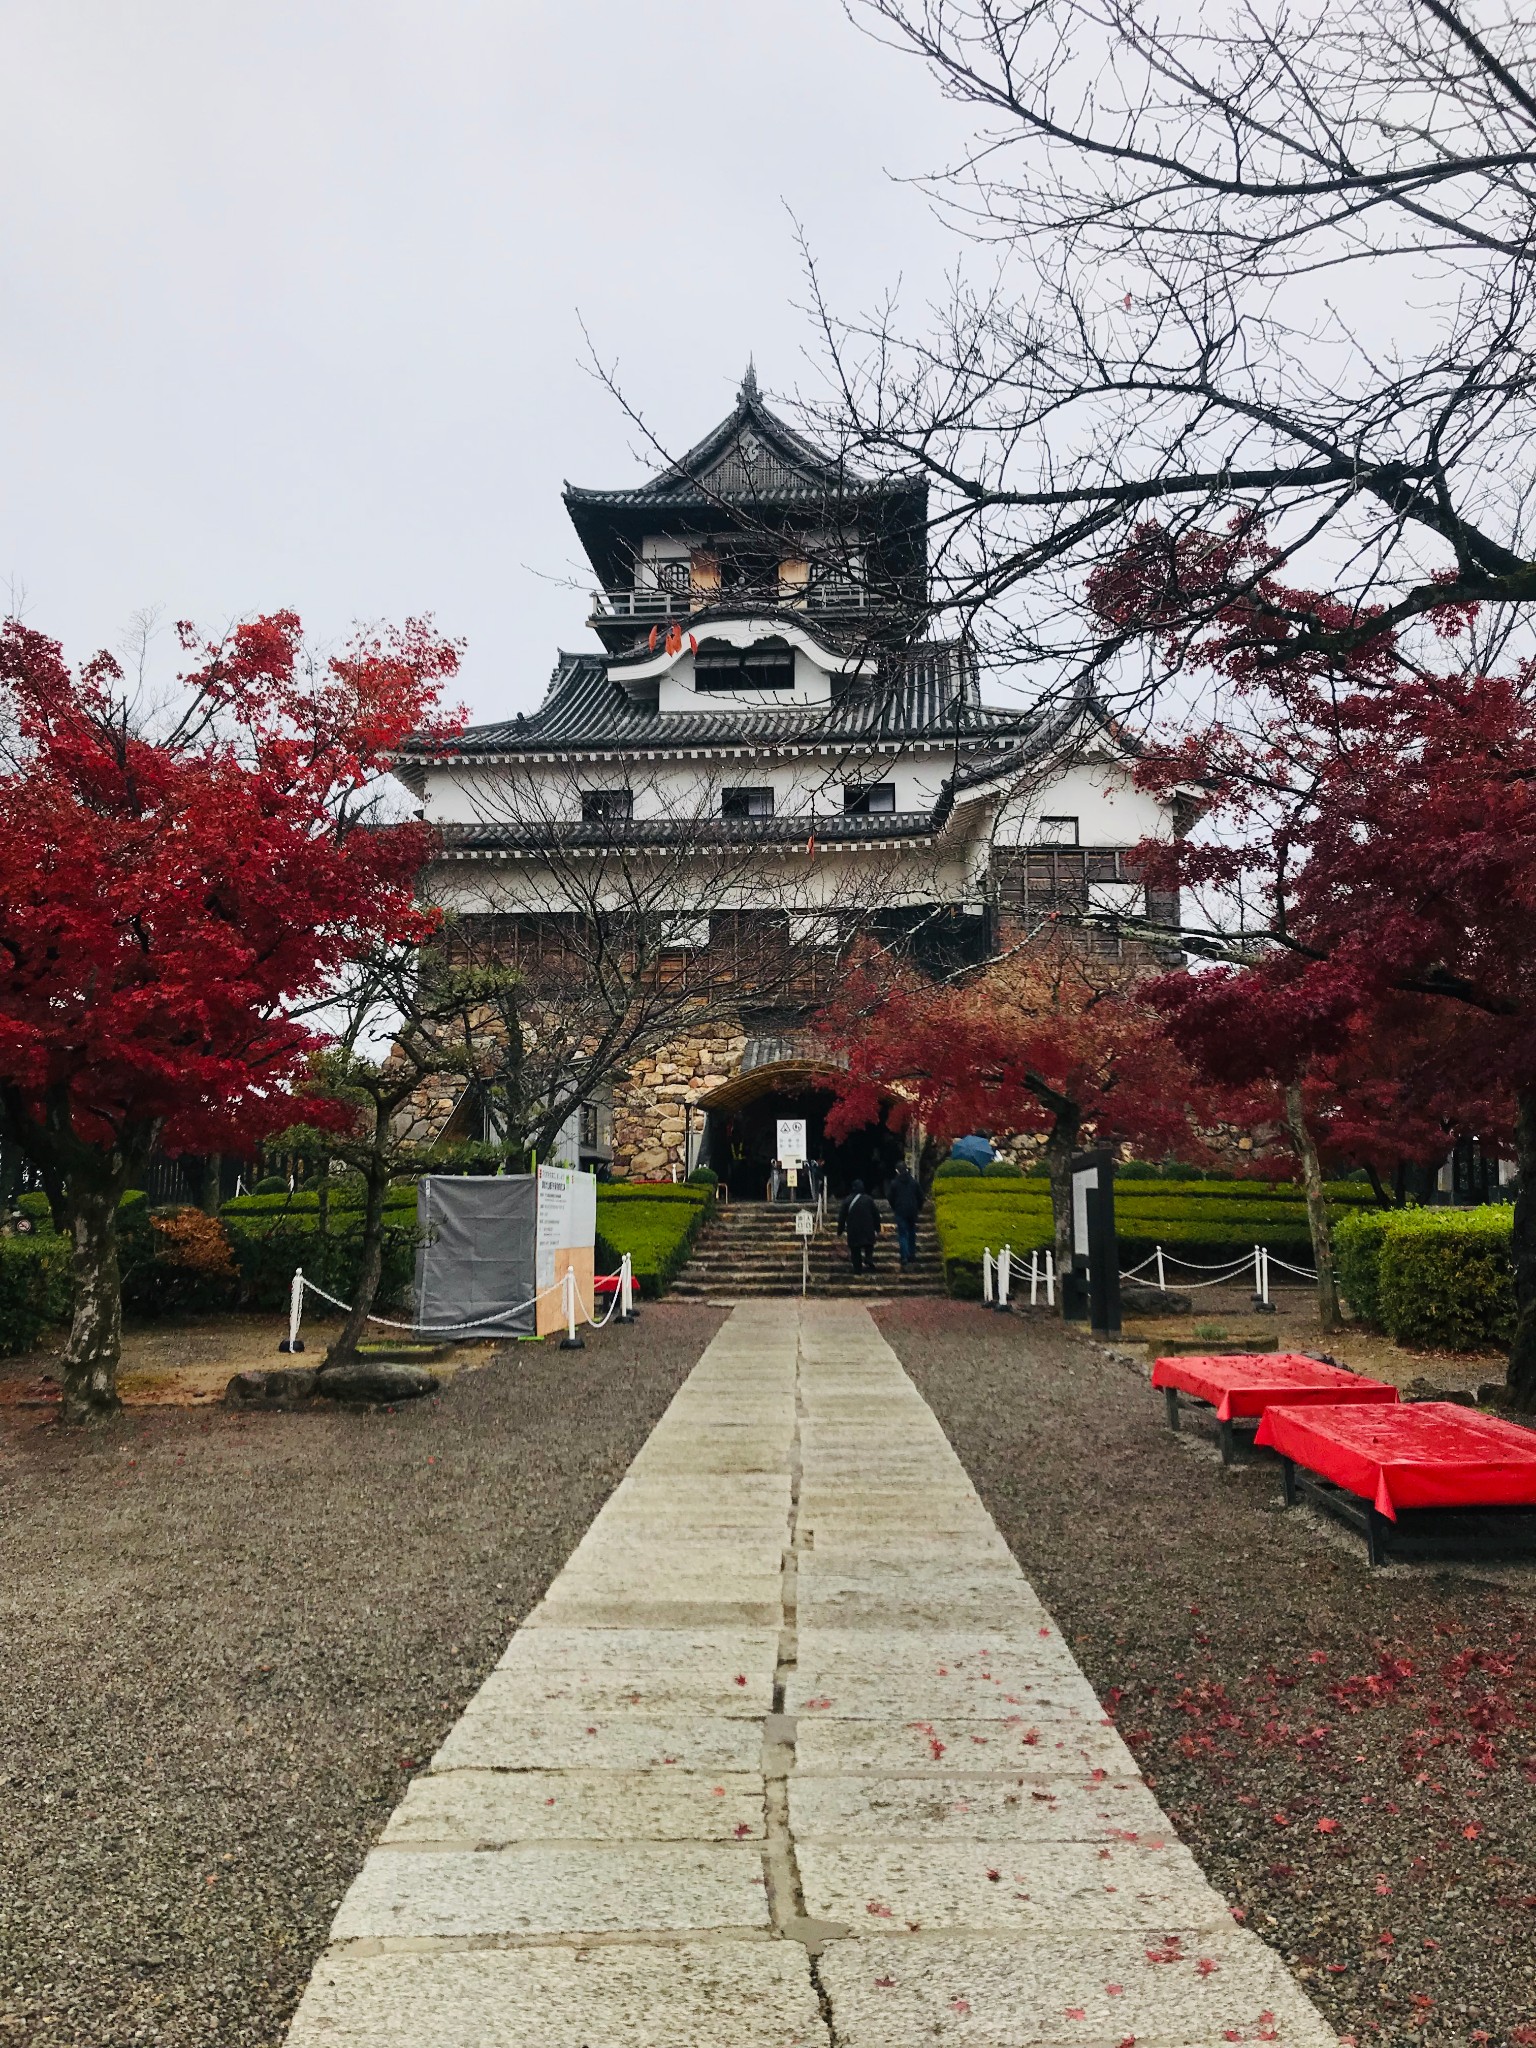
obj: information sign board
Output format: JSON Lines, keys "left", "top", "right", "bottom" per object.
{"left": 777, "top": 1118, "right": 808, "bottom": 1166}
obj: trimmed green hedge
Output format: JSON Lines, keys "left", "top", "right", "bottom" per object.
{"left": 930, "top": 1175, "right": 1372, "bottom": 1299}
{"left": 596, "top": 1186, "right": 709, "bottom": 1298}
{"left": 220, "top": 1209, "right": 419, "bottom": 1312}
{"left": 0, "top": 1235, "right": 72, "bottom": 1354}
{"left": 1333, "top": 1209, "right": 1393, "bottom": 1327}
{"left": 1354, "top": 1207, "right": 1514, "bottom": 1352}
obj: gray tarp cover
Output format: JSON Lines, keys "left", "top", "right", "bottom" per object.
{"left": 414, "top": 1175, "right": 537, "bottom": 1338}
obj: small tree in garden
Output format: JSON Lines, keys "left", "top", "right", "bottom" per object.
{"left": 279, "top": 940, "right": 527, "bottom": 1367}
{"left": 817, "top": 942, "right": 1242, "bottom": 1295}
{"left": 0, "top": 612, "right": 462, "bottom": 1420}
{"left": 1095, "top": 529, "right": 1536, "bottom": 1399}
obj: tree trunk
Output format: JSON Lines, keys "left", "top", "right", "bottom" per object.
{"left": 61, "top": 1183, "right": 124, "bottom": 1422}
{"left": 200, "top": 1153, "right": 221, "bottom": 1215}
{"left": 1505, "top": 1085, "right": 1536, "bottom": 1411}
{"left": 1285, "top": 1082, "right": 1340, "bottom": 1333}
{"left": 1043, "top": 1106, "right": 1082, "bottom": 1315}
{"left": 325, "top": 1166, "right": 388, "bottom": 1367}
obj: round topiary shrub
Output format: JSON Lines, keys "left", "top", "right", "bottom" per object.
{"left": 1117, "top": 1160, "right": 1158, "bottom": 1179}
{"left": 982, "top": 1159, "right": 1024, "bottom": 1177}
{"left": 253, "top": 1175, "right": 289, "bottom": 1196}
{"left": 933, "top": 1158, "right": 982, "bottom": 1179}
{"left": 685, "top": 1166, "right": 719, "bottom": 1186}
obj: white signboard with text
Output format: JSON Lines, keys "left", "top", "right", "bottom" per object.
{"left": 535, "top": 1165, "right": 597, "bottom": 1335}
{"left": 777, "top": 1118, "right": 808, "bottom": 1166}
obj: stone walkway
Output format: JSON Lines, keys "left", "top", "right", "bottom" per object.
{"left": 285, "top": 1303, "right": 1336, "bottom": 2046}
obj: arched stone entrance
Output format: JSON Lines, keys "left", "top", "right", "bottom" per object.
{"left": 695, "top": 1059, "right": 906, "bottom": 1202}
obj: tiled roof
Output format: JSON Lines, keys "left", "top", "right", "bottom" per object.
{"left": 409, "top": 647, "right": 1041, "bottom": 761}
{"left": 562, "top": 369, "right": 902, "bottom": 511}
{"left": 431, "top": 810, "right": 943, "bottom": 857}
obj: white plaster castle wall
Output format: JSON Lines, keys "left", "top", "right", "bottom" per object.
{"left": 992, "top": 758, "right": 1172, "bottom": 847}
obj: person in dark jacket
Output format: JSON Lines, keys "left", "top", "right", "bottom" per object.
{"left": 888, "top": 1162, "right": 922, "bottom": 1268}
{"left": 836, "top": 1178, "right": 881, "bottom": 1272}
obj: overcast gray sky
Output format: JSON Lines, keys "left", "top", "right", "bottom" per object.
{"left": 0, "top": 2, "right": 970, "bottom": 722}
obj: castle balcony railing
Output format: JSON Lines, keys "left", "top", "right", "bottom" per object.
{"left": 589, "top": 582, "right": 873, "bottom": 623}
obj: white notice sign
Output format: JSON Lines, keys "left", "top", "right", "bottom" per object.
{"left": 777, "top": 1118, "right": 808, "bottom": 1166}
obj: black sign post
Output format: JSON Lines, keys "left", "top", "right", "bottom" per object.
{"left": 1067, "top": 1148, "right": 1121, "bottom": 1338}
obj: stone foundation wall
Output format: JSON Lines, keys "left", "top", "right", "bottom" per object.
{"left": 612, "top": 1022, "right": 748, "bottom": 1180}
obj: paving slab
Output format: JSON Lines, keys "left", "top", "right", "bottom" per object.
{"left": 790, "top": 1772, "right": 1170, "bottom": 1842}
{"left": 797, "top": 1570, "right": 1048, "bottom": 1631}
{"left": 800, "top": 1838, "right": 1227, "bottom": 1934}
{"left": 816, "top": 1930, "right": 1339, "bottom": 2046}
{"left": 793, "top": 1717, "right": 1135, "bottom": 1777}
{"left": 431, "top": 1714, "right": 764, "bottom": 1774}
{"left": 286, "top": 1945, "right": 825, "bottom": 2048}
{"left": 331, "top": 1842, "right": 770, "bottom": 1941}
{"left": 385, "top": 1769, "right": 764, "bottom": 1844}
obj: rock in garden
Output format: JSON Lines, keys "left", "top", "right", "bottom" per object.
{"left": 225, "top": 1366, "right": 318, "bottom": 1405}
{"left": 1120, "top": 1285, "right": 1193, "bottom": 1317}
{"left": 1404, "top": 1376, "right": 1477, "bottom": 1406}
{"left": 314, "top": 1361, "right": 439, "bottom": 1403}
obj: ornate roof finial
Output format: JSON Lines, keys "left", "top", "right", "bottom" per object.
{"left": 739, "top": 358, "right": 760, "bottom": 405}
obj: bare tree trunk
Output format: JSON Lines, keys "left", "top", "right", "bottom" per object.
{"left": 1043, "top": 1106, "right": 1082, "bottom": 1315}
{"left": 61, "top": 1183, "right": 124, "bottom": 1422}
{"left": 200, "top": 1153, "right": 221, "bottom": 1215}
{"left": 1505, "top": 1085, "right": 1536, "bottom": 1412}
{"left": 1285, "top": 1082, "right": 1340, "bottom": 1334}
{"left": 325, "top": 1166, "right": 388, "bottom": 1367}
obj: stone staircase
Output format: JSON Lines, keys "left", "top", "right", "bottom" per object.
{"left": 670, "top": 1198, "right": 948, "bottom": 1299}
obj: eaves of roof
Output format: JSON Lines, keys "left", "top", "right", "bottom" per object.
{"left": 401, "top": 650, "right": 1038, "bottom": 763}
{"left": 428, "top": 810, "right": 941, "bottom": 859}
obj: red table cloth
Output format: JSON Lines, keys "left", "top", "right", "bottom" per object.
{"left": 1151, "top": 1352, "right": 1399, "bottom": 1423}
{"left": 1255, "top": 1400, "right": 1536, "bottom": 1519}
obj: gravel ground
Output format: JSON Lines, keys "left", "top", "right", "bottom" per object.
{"left": 879, "top": 1298, "right": 1536, "bottom": 2048}
{"left": 0, "top": 1304, "right": 723, "bottom": 2048}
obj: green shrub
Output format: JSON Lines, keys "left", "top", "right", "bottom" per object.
{"left": 221, "top": 1209, "right": 419, "bottom": 1311}
{"left": 595, "top": 1187, "right": 708, "bottom": 1297}
{"left": 0, "top": 1234, "right": 72, "bottom": 1353}
{"left": 685, "top": 1166, "right": 719, "bottom": 1186}
{"left": 1117, "top": 1160, "right": 1159, "bottom": 1178}
{"left": 252, "top": 1175, "right": 289, "bottom": 1195}
{"left": 1334, "top": 1208, "right": 1393, "bottom": 1326}
{"left": 933, "top": 1158, "right": 982, "bottom": 1179}
{"left": 1376, "top": 1207, "right": 1515, "bottom": 1352}
{"left": 982, "top": 1159, "right": 1025, "bottom": 1178}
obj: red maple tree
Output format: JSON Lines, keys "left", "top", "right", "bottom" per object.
{"left": 1094, "top": 523, "right": 1536, "bottom": 1398}
{"left": 0, "top": 612, "right": 462, "bottom": 1419}
{"left": 817, "top": 944, "right": 1246, "bottom": 1287}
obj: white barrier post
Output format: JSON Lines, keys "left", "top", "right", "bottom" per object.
{"left": 560, "top": 1266, "right": 585, "bottom": 1350}
{"left": 1252, "top": 1244, "right": 1263, "bottom": 1307}
{"left": 1045, "top": 1249, "right": 1056, "bottom": 1308}
{"left": 982, "top": 1249, "right": 994, "bottom": 1305}
{"left": 995, "top": 1244, "right": 1013, "bottom": 1313}
{"left": 1261, "top": 1244, "right": 1271, "bottom": 1308}
{"left": 1155, "top": 1244, "right": 1166, "bottom": 1292}
{"left": 619, "top": 1252, "right": 637, "bottom": 1322}
{"left": 1030, "top": 1249, "right": 1040, "bottom": 1307}
{"left": 278, "top": 1266, "right": 306, "bottom": 1353}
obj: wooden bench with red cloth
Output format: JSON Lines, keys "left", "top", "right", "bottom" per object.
{"left": 1255, "top": 1400, "right": 1536, "bottom": 1565}
{"left": 1151, "top": 1352, "right": 1398, "bottom": 1463}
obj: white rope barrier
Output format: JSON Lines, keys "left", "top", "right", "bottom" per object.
{"left": 279, "top": 1252, "right": 635, "bottom": 1353}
